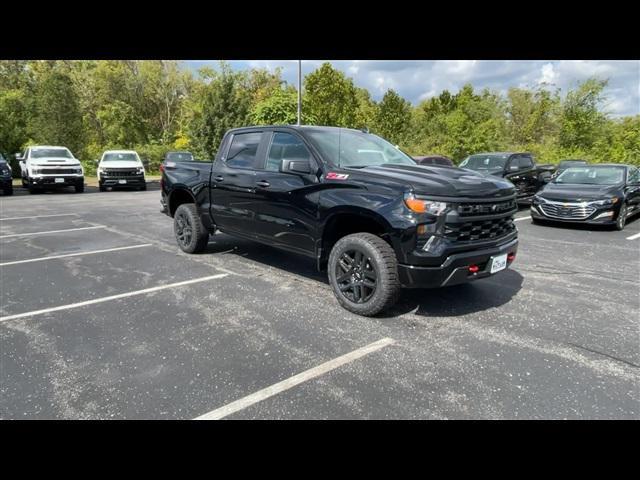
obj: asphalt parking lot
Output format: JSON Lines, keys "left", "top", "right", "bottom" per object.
{"left": 1, "top": 185, "right": 639, "bottom": 419}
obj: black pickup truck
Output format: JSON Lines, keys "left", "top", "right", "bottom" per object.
{"left": 161, "top": 126, "right": 519, "bottom": 316}
{"left": 459, "top": 152, "right": 556, "bottom": 204}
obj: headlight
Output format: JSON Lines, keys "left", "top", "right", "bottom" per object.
{"left": 533, "top": 194, "right": 546, "bottom": 203}
{"left": 136, "top": 167, "right": 145, "bottom": 174}
{"left": 404, "top": 193, "right": 449, "bottom": 215}
{"left": 97, "top": 168, "right": 104, "bottom": 175}
{"left": 590, "top": 197, "right": 619, "bottom": 206}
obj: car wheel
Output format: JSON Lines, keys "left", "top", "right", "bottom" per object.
{"left": 75, "top": 183, "right": 85, "bottom": 193}
{"left": 174, "top": 203, "right": 209, "bottom": 253}
{"left": 4, "top": 187, "right": 13, "bottom": 196}
{"left": 99, "top": 185, "right": 107, "bottom": 192}
{"left": 140, "top": 184, "right": 147, "bottom": 191}
{"left": 328, "top": 232, "right": 401, "bottom": 316}
{"left": 28, "top": 184, "right": 39, "bottom": 194}
{"left": 615, "top": 203, "right": 627, "bottom": 231}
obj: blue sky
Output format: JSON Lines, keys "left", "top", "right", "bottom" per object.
{"left": 183, "top": 60, "right": 640, "bottom": 117}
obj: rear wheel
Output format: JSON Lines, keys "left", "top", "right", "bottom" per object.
{"left": 615, "top": 203, "right": 627, "bottom": 231}
{"left": 328, "top": 232, "right": 401, "bottom": 316}
{"left": 174, "top": 203, "right": 209, "bottom": 253}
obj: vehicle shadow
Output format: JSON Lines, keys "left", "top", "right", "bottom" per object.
{"left": 7, "top": 181, "right": 161, "bottom": 196}
{"left": 204, "top": 234, "right": 524, "bottom": 318}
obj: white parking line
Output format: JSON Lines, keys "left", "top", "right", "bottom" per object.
{"left": 626, "top": 232, "right": 640, "bottom": 240}
{"left": 0, "top": 244, "right": 153, "bottom": 267}
{"left": 0, "top": 225, "right": 106, "bottom": 239}
{"left": 194, "top": 337, "right": 396, "bottom": 420}
{"left": 0, "top": 273, "right": 228, "bottom": 323}
{"left": 514, "top": 216, "right": 531, "bottom": 222}
{"left": 0, "top": 213, "right": 78, "bottom": 222}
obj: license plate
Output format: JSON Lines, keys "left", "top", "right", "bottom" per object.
{"left": 490, "top": 254, "right": 508, "bottom": 274}
{"left": 118, "top": 179, "right": 127, "bottom": 184}
{"left": 54, "top": 178, "right": 65, "bottom": 183}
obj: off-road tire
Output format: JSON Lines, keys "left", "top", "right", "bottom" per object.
{"left": 174, "top": 203, "right": 209, "bottom": 253}
{"left": 328, "top": 232, "right": 401, "bottom": 316}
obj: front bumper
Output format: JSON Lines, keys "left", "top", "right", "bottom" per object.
{"left": 100, "top": 175, "right": 146, "bottom": 187}
{"left": 530, "top": 202, "right": 618, "bottom": 225}
{"left": 30, "top": 175, "right": 84, "bottom": 187}
{"left": 397, "top": 237, "right": 518, "bottom": 288}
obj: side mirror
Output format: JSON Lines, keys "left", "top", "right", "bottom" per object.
{"left": 142, "top": 159, "right": 150, "bottom": 168}
{"left": 14, "top": 153, "right": 22, "bottom": 160}
{"left": 280, "top": 158, "right": 312, "bottom": 175}
{"left": 94, "top": 159, "right": 100, "bottom": 165}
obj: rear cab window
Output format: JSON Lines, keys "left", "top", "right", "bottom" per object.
{"left": 225, "top": 132, "right": 263, "bottom": 169}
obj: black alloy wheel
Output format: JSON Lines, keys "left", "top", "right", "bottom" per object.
{"left": 335, "top": 249, "right": 378, "bottom": 304}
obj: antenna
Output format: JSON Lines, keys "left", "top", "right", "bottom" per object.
{"left": 297, "top": 60, "right": 302, "bottom": 126}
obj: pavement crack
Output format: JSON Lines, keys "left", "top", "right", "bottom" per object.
{"left": 564, "top": 342, "right": 640, "bottom": 369}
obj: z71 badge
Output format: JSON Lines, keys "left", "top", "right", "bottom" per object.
{"left": 326, "top": 172, "right": 349, "bottom": 180}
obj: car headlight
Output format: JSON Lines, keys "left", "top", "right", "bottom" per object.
{"left": 590, "top": 197, "right": 619, "bottom": 206}
{"left": 136, "top": 167, "right": 145, "bottom": 174}
{"left": 404, "top": 193, "right": 449, "bottom": 216}
{"left": 533, "top": 194, "right": 546, "bottom": 203}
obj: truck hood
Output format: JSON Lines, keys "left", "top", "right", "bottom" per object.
{"left": 29, "top": 157, "right": 82, "bottom": 167}
{"left": 99, "top": 160, "right": 142, "bottom": 169}
{"left": 361, "top": 164, "right": 516, "bottom": 198}
{"left": 539, "top": 183, "right": 622, "bottom": 202}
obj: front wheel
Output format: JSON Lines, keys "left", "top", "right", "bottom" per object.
{"left": 174, "top": 203, "right": 209, "bottom": 253}
{"left": 75, "top": 183, "right": 85, "bottom": 193}
{"left": 615, "top": 203, "right": 627, "bottom": 231}
{"left": 3, "top": 187, "right": 13, "bottom": 196}
{"left": 328, "top": 232, "right": 401, "bottom": 316}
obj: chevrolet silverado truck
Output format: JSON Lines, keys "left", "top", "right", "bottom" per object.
{"left": 459, "top": 152, "right": 555, "bottom": 204}
{"left": 161, "top": 126, "right": 519, "bottom": 316}
{"left": 97, "top": 150, "right": 147, "bottom": 191}
{"left": 17, "top": 145, "right": 85, "bottom": 193}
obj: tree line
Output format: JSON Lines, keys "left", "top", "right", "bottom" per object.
{"left": 1, "top": 60, "right": 638, "bottom": 175}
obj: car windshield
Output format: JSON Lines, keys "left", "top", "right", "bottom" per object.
{"left": 166, "top": 152, "right": 194, "bottom": 162}
{"left": 102, "top": 152, "right": 139, "bottom": 162}
{"left": 554, "top": 166, "right": 625, "bottom": 185}
{"left": 305, "top": 129, "right": 416, "bottom": 168}
{"left": 0, "top": 153, "right": 5, "bottom": 161}
{"left": 459, "top": 154, "right": 508, "bottom": 173}
{"left": 31, "top": 148, "right": 73, "bottom": 159}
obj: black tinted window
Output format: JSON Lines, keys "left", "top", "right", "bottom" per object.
{"left": 513, "top": 156, "right": 533, "bottom": 169}
{"left": 266, "top": 133, "right": 311, "bottom": 171}
{"left": 628, "top": 167, "right": 639, "bottom": 183}
{"left": 166, "top": 152, "right": 194, "bottom": 162}
{"left": 226, "top": 133, "right": 261, "bottom": 169}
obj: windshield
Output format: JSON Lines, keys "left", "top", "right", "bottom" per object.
{"left": 102, "top": 152, "right": 139, "bottom": 162}
{"left": 0, "top": 153, "right": 5, "bottom": 161}
{"left": 166, "top": 152, "right": 194, "bottom": 162}
{"left": 554, "top": 166, "right": 625, "bottom": 185}
{"left": 31, "top": 148, "right": 73, "bottom": 159}
{"left": 305, "top": 129, "right": 416, "bottom": 168}
{"left": 459, "top": 154, "right": 508, "bottom": 173}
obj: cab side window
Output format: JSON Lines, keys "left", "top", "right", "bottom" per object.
{"left": 514, "top": 156, "right": 533, "bottom": 169}
{"left": 628, "top": 167, "right": 639, "bottom": 184}
{"left": 226, "top": 132, "right": 262, "bottom": 169}
{"left": 265, "top": 132, "right": 312, "bottom": 172}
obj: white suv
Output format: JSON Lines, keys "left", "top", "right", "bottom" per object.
{"left": 97, "top": 150, "right": 147, "bottom": 191}
{"left": 18, "top": 145, "right": 85, "bottom": 194}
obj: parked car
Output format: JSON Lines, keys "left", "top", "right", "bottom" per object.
{"left": 17, "top": 145, "right": 84, "bottom": 194}
{"left": 552, "top": 159, "right": 588, "bottom": 178}
{"left": 531, "top": 164, "right": 640, "bottom": 230}
{"left": 412, "top": 155, "right": 454, "bottom": 167}
{"left": 0, "top": 153, "right": 13, "bottom": 195}
{"left": 97, "top": 150, "right": 147, "bottom": 191}
{"left": 161, "top": 126, "right": 519, "bottom": 316}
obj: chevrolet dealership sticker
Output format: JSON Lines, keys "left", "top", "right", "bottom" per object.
{"left": 326, "top": 172, "right": 349, "bottom": 180}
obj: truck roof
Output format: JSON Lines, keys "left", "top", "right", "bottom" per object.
{"left": 30, "top": 145, "right": 70, "bottom": 150}
{"left": 103, "top": 149, "right": 138, "bottom": 154}
{"left": 226, "top": 125, "right": 366, "bottom": 135}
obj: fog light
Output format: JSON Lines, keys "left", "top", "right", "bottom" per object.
{"left": 468, "top": 265, "right": 479, "bottom": 273}
{"left": 594, "top": 211, "right": 614, "bottom": 219}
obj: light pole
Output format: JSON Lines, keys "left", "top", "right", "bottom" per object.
{"left": 297, "top": 60, "right": 302, "bottom": 126}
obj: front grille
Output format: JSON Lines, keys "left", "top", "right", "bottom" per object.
{"left": 444, "top": 216, "right": 516, "bottom": 243}
{"left": 40, "top": 168, "right": 79, "bottom": 174}
{"left": 457, "top": 199, "right": 517, "bottom": 217}
{"left": 103, "top": 169, "right": 141, "bottom": 177}
{"left": 539, "top": 202, "right": 596, "bottom": 220}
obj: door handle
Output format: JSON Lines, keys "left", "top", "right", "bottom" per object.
{"left": 214, "top": 175, "right": 224, "bottom": 182}
{"left": 256, "top": 180, "right": 270, "bottom": 188}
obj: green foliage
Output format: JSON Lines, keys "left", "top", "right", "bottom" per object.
{"left": 372, "top": 89, "right": 412, "bottom": 145}
{"left": 251, "top": 87, "right": 317, "bottom": 125}
{"left": 303, "top": 63, "right": 358, "bottom": 127}
{"left": 0, "top": 60, "right": 637, "bottom": 179}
